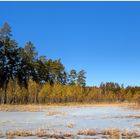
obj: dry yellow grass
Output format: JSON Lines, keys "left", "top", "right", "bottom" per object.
{"left": 6, "top": 130, "right": 33, "bottom": 138}
{"left": 101, "top": 128, "right": 121, "bottom": 139}
{"left": 78, "top": 128, "right": 140, "bottom": 139}
{"left": 0, "top": 102, "right": 137, "bottom": 112}
{"left": 4, "top": 127, "right": 140, "bottom": 139}
{"left": 66, "top": 122, "right": 75, "bottom": 128}
{"left": 0, "top": 104, "right": 43, "bottom": 112}
{"left": 122, "top": 128, "right": 140, "bottom": 139}
{"left": 39, "top": 102, "right": 137, "bottom": 108}
{"left": 78, "top": 129, "right": 97, "bottom": 136}
{"left": 35, "top": 128, "right": 48, "bottom": 137}
{"left": 35, "top": 128, "right": 73, "bottom": 138}
{"left": 47, "top": 111, "right": 67, "bottom": 116}
{"left": 6, "top": 128, "right": 74, "bottom": 139}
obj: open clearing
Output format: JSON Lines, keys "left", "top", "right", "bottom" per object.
{"left": 0, "top": 103, "right": 140, "bottom": 139}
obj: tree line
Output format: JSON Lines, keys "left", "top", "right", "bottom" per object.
{"left": 0, "top": 22, "right": 140, "bottom": 104}
{"left": 0, "top": 22, "right": 86, "bottom": 104}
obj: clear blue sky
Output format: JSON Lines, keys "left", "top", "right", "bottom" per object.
{"left": 0, "top": 2, "right": 140, "bottom": 86}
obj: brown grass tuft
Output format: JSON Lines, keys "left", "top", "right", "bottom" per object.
{"left": 35, "top": 128, "right": 48, "bottom": 137}
{"left": 122, "top": 129, "right": 140, "bottom": 139}
{"left": 6, "top": 130, "right": 33, "bottom": 138}
{"left": 102, "top": 128, "right": 121, "bottom": 139}
{"left": 78, "top": 129, "right": 97, "bottom": 136}
{"left": 66, "top": 122, "right": 75, "bottom": 128}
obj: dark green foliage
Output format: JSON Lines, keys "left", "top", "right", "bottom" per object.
{"left": 68, "top": 69, "right": 77, "bottom": 85}
{"left": 0, "top": 23, "right": 20, "bottom": 103}
{"left": 77, "top": 70, "right": 86, "bottom": 87}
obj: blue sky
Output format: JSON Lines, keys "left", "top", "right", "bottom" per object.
{"left": 0, "top": 2, "right": 140, "bottom": 86}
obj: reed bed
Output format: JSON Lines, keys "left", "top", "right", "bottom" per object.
{"left": 78, "top": 128, "right": 140, "bottom": 139}
{"left": 6, "top": 130, "right": 34, "bottom": 138}
{"left": 4, "top": 128, "right": 140, "bottom": 139}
